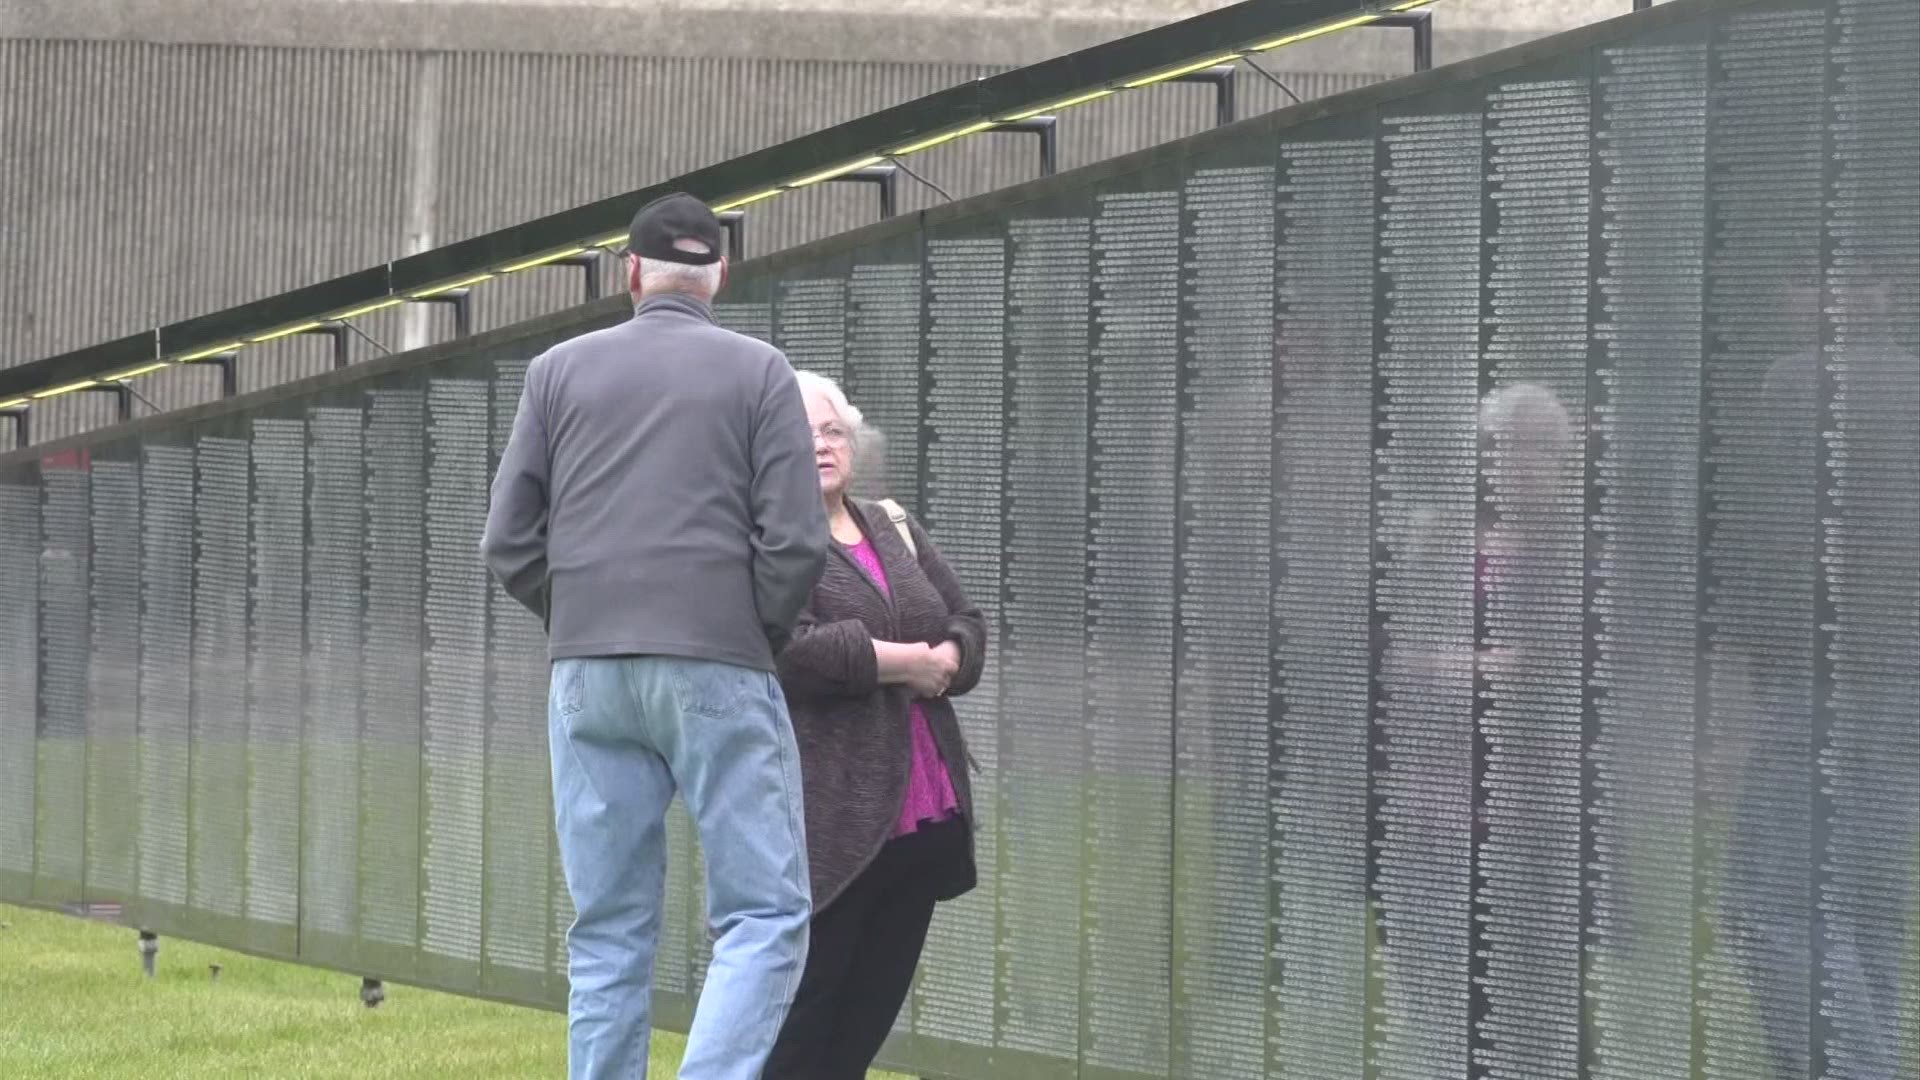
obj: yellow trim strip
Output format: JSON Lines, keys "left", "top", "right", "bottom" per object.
{"left": 1123, "top": 53, "right": 1243, "bottom": 89}
{"left": 787, "top": 157, "right": 887, "bottom": 188}
{"left": 177, "top": 343, "right": 241, "bottom": 363}
{"left": 410, "top": 274, "right": 495, "bottom": 299}
{"left": 106, "top": 363, "right": 171, "bottom": 381}
{"left": 1252, "top": 14, "right": 1378, "bottom": 51}
{"left": 1000, "top": 89, "right": 1116, "bottom": 123}
{"left": 500, "top": 247, "right": 589, "bottom": 274}
{"left": 332, "top": 297, "right": 406, "bottom": 321}
{"left": 714, "top": 189, "right": 783, "bottom": 212}
{"left": 32, "top": 379, "right": 99, "bottom": 400}
{"left": 890, "top": 121, "right": 997, "bottom": 157}
{"left": 250, "top": 321, "right": 324, "bottom": 343}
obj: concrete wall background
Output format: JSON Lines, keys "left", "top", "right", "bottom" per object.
{"left": 1, "top": 1, "right": 1631, "bottom": 66}
{"left": 1, "top": 0, "right": 1640, "bottom": 442}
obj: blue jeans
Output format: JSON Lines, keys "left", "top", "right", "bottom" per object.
{"left": 549, "top": 655, "right": 811, "bottom": 1080}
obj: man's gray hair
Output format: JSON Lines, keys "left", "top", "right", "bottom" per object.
{"left": 636, "top": 237, "right": 723, "bottom": 298}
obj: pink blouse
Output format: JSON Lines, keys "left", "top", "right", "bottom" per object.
{"left": 842, "top": 536, "right": 962, "bottom": 837}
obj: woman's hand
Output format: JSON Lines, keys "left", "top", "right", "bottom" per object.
{"left": 873, "top": 640, "right": 959, "bottom": 697}
{"left": 930, "top": 641, "right": 961, "bottom": 672}
{"left": 902, "top": 642, "right": 959, "bottom": 698}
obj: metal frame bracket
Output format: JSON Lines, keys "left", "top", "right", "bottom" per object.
{"left": 405, "top": 289, "right": 474, "bottom": 339}
{"left": 182, "top": 350, "right": 241, "bottom": 399}
{"left": 989, "top": 116, "right": 1060, "bottom": 177}
{"left": 718, "top": 211, "right": 746, "bottom": 261}
{"left": 1, "top": 406, "right": 26, "bottom": 450}
{"left": 828, "top": 164, "right": 900, "bottom": 220}
{"left": 79, "top": 382, "right": 135, "bottom": 422}
{"left": 296, "top": 320, "right": 352, "bottom": 369}
{"left": 1370, "top": 10, "right": 1434, "bottom": 73}
{"left": 1171, "top": 64, "right": 1240, "bottom": 127}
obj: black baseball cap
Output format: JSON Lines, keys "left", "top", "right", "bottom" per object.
{"left": 628, "top": 193, "right": 724, "bottom": 265}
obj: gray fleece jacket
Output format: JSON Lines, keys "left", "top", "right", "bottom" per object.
{"left": 482, "top": 293, "right": 829, "bottom": 670}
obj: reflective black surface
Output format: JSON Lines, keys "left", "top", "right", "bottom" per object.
{"left": 1, "top": 2, "right": 1915, "bottom": 1076}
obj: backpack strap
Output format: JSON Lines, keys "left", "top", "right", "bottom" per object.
{"left": 875, "top": 499, "right": 915, "bottom": 558}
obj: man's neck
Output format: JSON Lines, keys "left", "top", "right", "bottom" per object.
{"left": 633, "top": 291, "right": 715, "bottom": 317}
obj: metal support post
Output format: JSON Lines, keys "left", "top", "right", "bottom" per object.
{"left": 80, "top": 382, "right": 134, "bottom": 422}
{"left": 406, "top": 289, "right": 474, "bottom": 339}
{"left": 1, "top": 406, "right": 27, "bottom": 449}
{"left": 1371, "top": 11, "right": 1434, "bottom": 73}
{"left": 528, "top": 251, "right": 607, "bottom": 304}
{"left": 989, "top": 116, "right": 1059, "bottom": 177}
{"left": 1634, "top": 0, "right": 1654, "bottom": 8}
{"left": 1171, "top": 64, "right": 1239, "bottom": 127}
{"left": 829, "top": 164, "right": 899, "bottom": 220}
{"left": 137, "top": 930, "right": 159, "bottom": 978}
{"left": 296, "top": 321, "right": 352, "bottom": 370}
{"left": 184, "top": 350, "right": 241, "bottom": 398}
{"left": 718, "top": 211, "right": 746, "bottom": 261}
{"left": 572, "top": 251, "right": 606, "bottom": 303}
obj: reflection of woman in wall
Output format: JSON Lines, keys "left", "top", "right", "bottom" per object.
{"left": 764, "top": 372, "right": 988, "bottom": 1080}
{"left": 1471, "top": 381, "right": 1584, "bottom": 1071}
{"left": 1361, "top": 372, "right": 1490, "bottom": 1075}
{"left": 1475, "top": 381, "right": 1580, "bottom": 676}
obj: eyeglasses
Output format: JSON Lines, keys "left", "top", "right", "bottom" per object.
{"left": 812, "top": 424, "right": 852, "bottom": 447}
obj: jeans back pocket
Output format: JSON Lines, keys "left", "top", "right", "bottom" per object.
{"left": 669, "top": 659, "right": 751, "bottom": 721}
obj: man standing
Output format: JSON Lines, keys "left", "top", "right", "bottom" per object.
{"left": 483, "top": 192, "right": 827, "bottom": 1080}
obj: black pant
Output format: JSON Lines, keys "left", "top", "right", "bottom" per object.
{"left": 766, "top": 817, "right": 968, "bottom": 1080}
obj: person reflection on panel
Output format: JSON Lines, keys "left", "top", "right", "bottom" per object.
{"left": 764, "top": 371, "right": 989, "bottom": 1080}
{"left": 1476, "top": 381, "right": 1581, "bottom": 820}
{"left": 1845, "top": 268, "right": 1920, "bottom": 1080}
{"left": 1817, "top": 267, "right": 1920, "bottom": 1080}
{"left": 1474, "top": 380, "right": 1581, "bottom": 755}
{"left": 1706, "top": 270, "right": 1815, "bottom": 1080}
{"left": 1721, "top": 269, "right": 1920, "bottom": 1080}
{"left": 1472, "top": 382, "right": 1581, "bottom": 1061}
{"left": 1475, "top": 381, "right": 1579, "bottom": 676}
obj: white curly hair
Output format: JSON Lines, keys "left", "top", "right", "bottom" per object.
{"left": 792, "top": 369, "right": 889, "bottom": 495}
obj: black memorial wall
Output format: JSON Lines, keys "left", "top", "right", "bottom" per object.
{"left": 1, "top": 0, "right": 1916, "bottom": 1076}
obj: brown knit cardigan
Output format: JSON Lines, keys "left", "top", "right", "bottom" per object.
{"left": 774, "top": 498, "right": 988, "bottom": 911}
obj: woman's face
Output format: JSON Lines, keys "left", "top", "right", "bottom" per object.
{"left": 804, "top": 389, "right": 854, "bottom": 501}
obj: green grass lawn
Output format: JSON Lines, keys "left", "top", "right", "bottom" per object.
{"left": 0, "top": 904, "right": 904, "bottom": 1079}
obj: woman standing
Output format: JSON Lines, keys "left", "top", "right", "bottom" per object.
{"left": 764, "top": 371, "right": 987, "bottom": 1079}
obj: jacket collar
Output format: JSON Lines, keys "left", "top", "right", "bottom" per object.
{"left": 829, "top": 500, "right": 897, "bottom": 613}
{"left": 843, "top": 500, "right": 908, "bottom": 565}
{"left": 843, "top": 499, "right": 878, "bottom": 544}
{"left": 632, "top": 293, "right": 717, "bottom": 323}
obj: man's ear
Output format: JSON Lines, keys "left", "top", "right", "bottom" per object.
{"left": 627, "top": 254, "right": 642, "bottom": 297}
{"left": 717, "top": 256, "right": 730, "bottom": 294}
